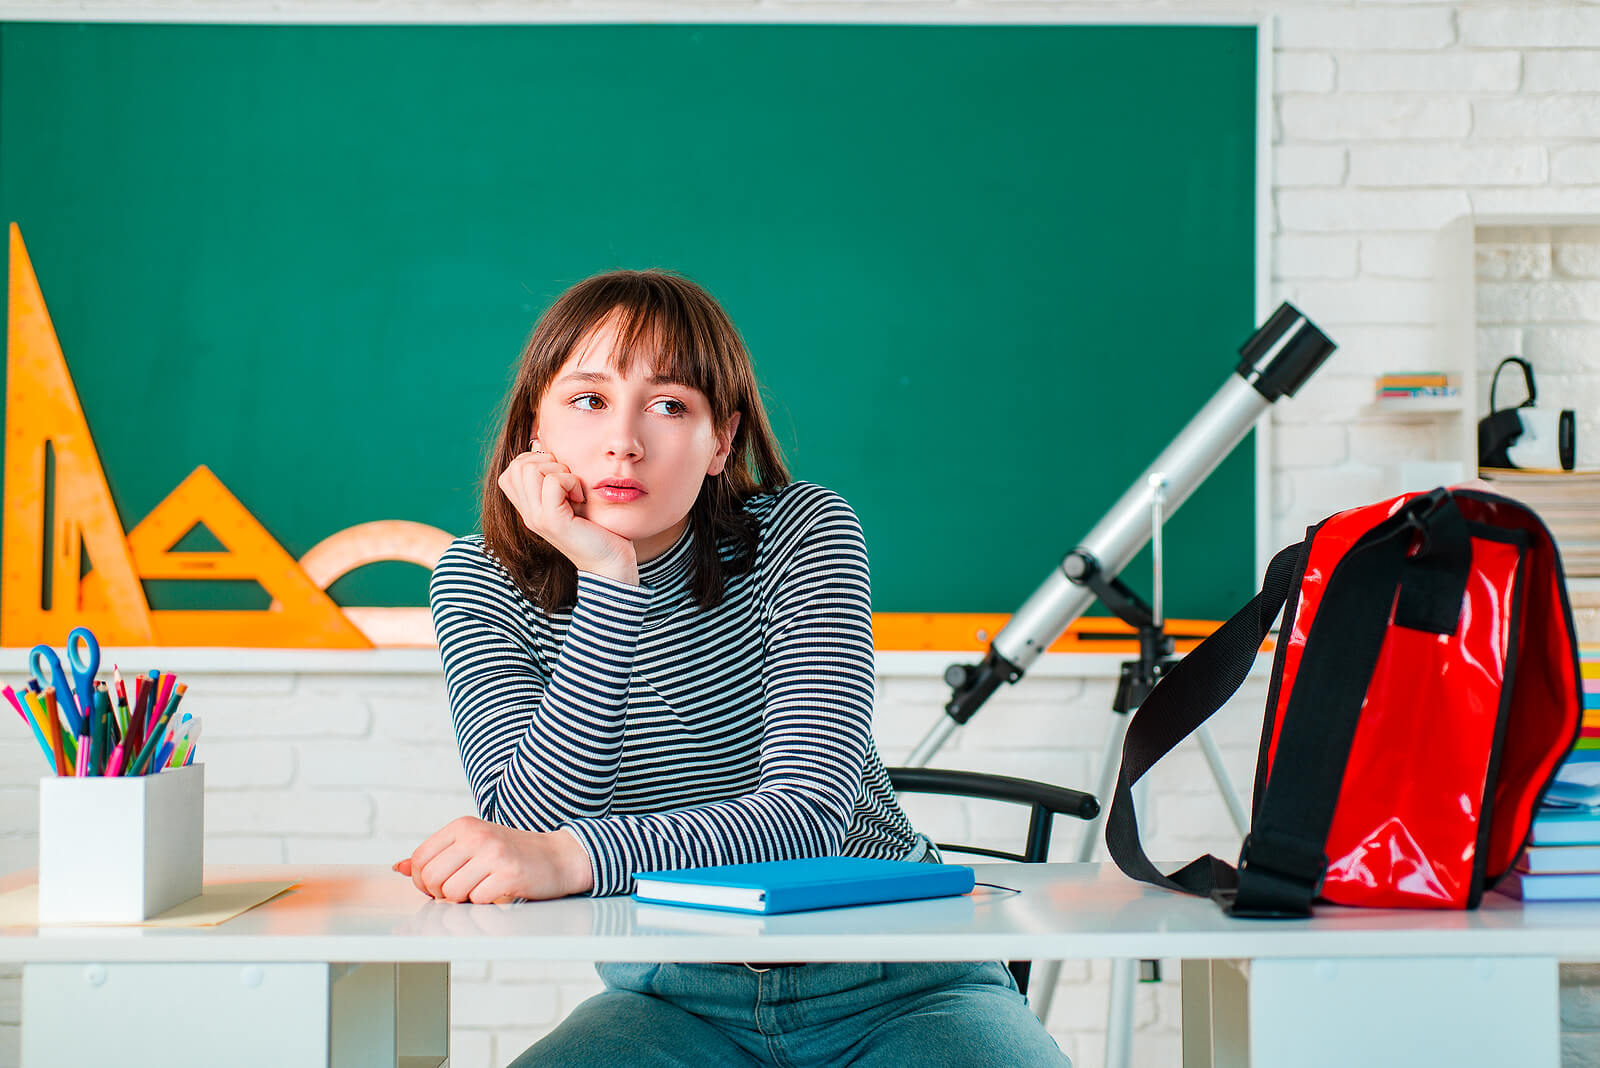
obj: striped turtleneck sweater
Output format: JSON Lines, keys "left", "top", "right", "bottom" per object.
{"left": 429, "top": 480, "right": 921, "bottom": 896}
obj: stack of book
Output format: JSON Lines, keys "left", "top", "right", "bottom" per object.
{"left": 1374, "top": 371, "right": 1458, "bottom": 401}
{"left": 1478, "top": 468, "right": 1600, "bottom": 577}
{"left": 1504, "top": 647, "right": 1600, "bottom": 901}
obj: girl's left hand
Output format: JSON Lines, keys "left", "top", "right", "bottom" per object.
{"left": 393, "top": 817, "right": 595, "bottom": 902}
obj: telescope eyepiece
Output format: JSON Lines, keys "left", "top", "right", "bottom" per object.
{"left": 1237, "top": 301, "right": 1336, "bottom": 401}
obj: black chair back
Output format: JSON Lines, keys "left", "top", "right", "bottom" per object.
{"left": 887, "top": 767, "right": 1100, "bottom": 997}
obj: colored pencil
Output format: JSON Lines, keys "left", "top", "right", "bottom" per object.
{"left": 130, "top": 683, "right": 185, "bottom": 776}
{"left": 127, "top": 676, "right": 148, "bottom": 757}
{"left": 32, "top": 690, "right": 73, "bottom": 772}
{"left": 6, "top": 684, "right": 56, "bottom": 772}
{"left": 112, "top": 665, "right": 129, "bottom": 737}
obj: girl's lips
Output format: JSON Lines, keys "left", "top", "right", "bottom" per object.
{"left": 593, "top": 485, "right": 645, "bottom": 504}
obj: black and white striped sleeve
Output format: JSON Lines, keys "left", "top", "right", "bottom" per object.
{"left": 430, "top": 542, "right": 652, "bottom": 830}
{"left": 562, "top": 488, "right": 876, "bottom": 895}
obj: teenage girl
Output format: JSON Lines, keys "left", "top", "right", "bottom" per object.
{"left": 397, "top": 269, "right": 1071, "bottom": 1067}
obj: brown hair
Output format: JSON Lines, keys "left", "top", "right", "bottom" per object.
{"left": 480, "top": 269, "right": 790, "bottom": 613}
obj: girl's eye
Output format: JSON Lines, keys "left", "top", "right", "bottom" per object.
{"left": 650, "top": 399, "right": 688, "bottom": 417}
{"left": 572, "top": 394, "right": 605, "bottom": 411}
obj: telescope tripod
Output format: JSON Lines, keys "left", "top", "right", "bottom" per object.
{"left": 900, "top": 303, "right": 1334, "bottom": 1067}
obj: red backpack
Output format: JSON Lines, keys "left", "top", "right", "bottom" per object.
{"left": 1107, "top": 487, "right": 1582, "bottom": 917}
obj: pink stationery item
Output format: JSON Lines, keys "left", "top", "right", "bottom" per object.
{"left": 154, "top": 673, "right": 177, "bottom": 728}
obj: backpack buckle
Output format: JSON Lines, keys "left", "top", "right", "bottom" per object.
{"left": 1227, "top": 831, "right": 1326, "bottom": 919}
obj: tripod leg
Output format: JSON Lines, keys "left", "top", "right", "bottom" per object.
{"left": 1195, "top": 723, "right": 1249, "bottom": 836}
{"left": 1027, "top": 712, "right": 1133, "bottom": 1026}
{"left": 1076, "top": 712, "right": 1132, "bottom": 862}
{"left": 1106, "top": 957, "right": 1137, "bottom": 1068}
{"left": 905, "top": 715, "right": 960, "bottom": 768}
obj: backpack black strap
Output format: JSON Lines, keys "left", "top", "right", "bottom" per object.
{"left": 1105, "top": 489, "right": 1474, "bottom": 918}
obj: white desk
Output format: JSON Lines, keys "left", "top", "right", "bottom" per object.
{"left": 1, "top": 862, "right": 1584, "bottom": 1068}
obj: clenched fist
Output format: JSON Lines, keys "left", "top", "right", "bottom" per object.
{"left": 497, "top": 439, "right": 640, "bottom": 586}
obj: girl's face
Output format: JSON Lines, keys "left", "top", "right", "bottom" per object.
{"left": 534, "top": 315, "right": 740, "bottom": 563}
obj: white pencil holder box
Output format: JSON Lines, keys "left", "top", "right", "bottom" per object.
{"left": 37, "top": 762, "right": 204, "bottom": 923}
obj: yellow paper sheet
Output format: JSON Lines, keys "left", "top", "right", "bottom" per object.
{"left": 0, "top": 880, "right": 297, "bottom": 927}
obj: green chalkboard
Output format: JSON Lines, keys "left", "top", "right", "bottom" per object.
{"left": 0, "top": 22, "right": 1258, "bottom": 618}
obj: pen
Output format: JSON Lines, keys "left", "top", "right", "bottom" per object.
{"left": 172, "top": 717, "right": 202, "bottom": 767}
{"left": 104, "top": 742, "right": 126, "bottom": 777}
{"left": 146, "top": 670, "right": 163, "bottom": 736}
{"left": 93, "top": 686, "right": 114, "bottom": 776}
{"left": 153, "top": 733, "right": 176, "bottom": 772}
{"left": 104, "top": 687, "right": 121, "bottom": 748}
{"left": 161, "top": 714, "right": 191, "bottom": 769}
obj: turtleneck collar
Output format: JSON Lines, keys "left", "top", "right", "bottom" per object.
{"left": 637, "top": 522, "right": 695, "bottom": 596}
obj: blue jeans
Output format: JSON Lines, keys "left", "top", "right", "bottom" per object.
{"left": 508, "top": 960, "right": 1071, "bottom": 1067}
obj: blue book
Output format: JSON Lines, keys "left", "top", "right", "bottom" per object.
{"left": 1545, "top": 761, "right": 1600, "bottom": 807}
{"left": 1519, "top": 845, "right": 1600, "bottom": 874}
{"left": 1499, "top": 871, "right": 1600, "bottom": 902}
{"left": 1530, "top": 809, "right": 1600, "bottom": 846}
{"left": 631, "top": 857, "right": 975, "bottom": 915}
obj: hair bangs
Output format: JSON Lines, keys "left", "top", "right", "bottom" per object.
{"left": 601, "top": 282, "right": 730, "bottom": 423}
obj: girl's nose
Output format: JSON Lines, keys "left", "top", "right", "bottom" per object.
{"left": 605, "top": 415, "right": 644, "bottom": 460}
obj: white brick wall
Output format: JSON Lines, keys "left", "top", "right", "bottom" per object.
{"left": 5, "top": 1, "right": 1600, "bottom": 1066}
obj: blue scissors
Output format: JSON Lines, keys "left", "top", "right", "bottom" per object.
{"left": 28, "top": 627, "right": 99, "bottom": 738}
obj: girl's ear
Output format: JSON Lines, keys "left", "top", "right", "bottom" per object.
{"left": 707, "top": 411, "right": 742, "bottom": 476}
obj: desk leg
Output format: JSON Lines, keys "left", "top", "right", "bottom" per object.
{"left": 1181, "top": 959, "right": 1248, "bottom": 1068}
{"left": 23, "top": 961, "right": 451, "bottom": 1068}
{"left": 396, "top": 962, "right": 450, "bottom": 1066}
{"left": 1192, "top": 956, "right": 1559, "bottom": 1068}
{"left": 331, "top": 962, "right": 450, "bottom": 1067}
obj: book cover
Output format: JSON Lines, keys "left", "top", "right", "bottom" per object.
{"left": 1498, "top": 870, "right": 1600, "bottom": 902}
{"left": 1545, "top": 761, "right": 1600, "bottom": 807}
{"left": 631, "top": 857, "right": 976, "bottom": 915}
{"left": 1518, "top": 845, "right": 1600, "bottom": 874}
{"left": 1530, "top": 809, "right": 1600, "bottom": 846}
